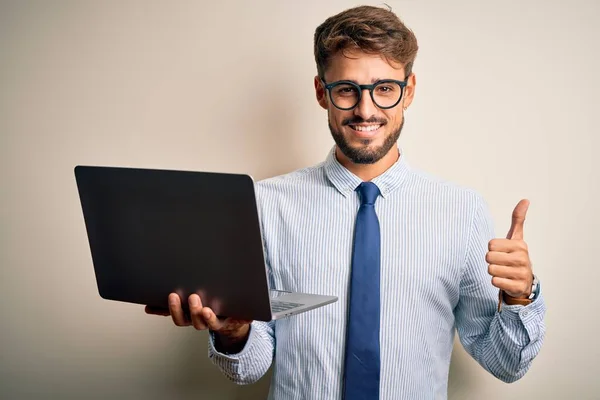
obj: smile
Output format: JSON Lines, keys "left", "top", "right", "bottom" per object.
{"left": 349, "top": 124, "right": 382, "bottom": 132}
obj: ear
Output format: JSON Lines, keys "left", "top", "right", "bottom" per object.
{"left": 402, "top": 72, "right": 416, "bottom": 109}
{"left": 314, "top": 76, "right": 328, "bottom": 110}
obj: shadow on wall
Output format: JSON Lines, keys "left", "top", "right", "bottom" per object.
{"left": 175, "top": 330, "right": 271, "bottom": 400}
{"left": 233, "top": 71, "right": 322, "bottom": 180}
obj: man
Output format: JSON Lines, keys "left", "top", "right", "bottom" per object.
{"left": 147, "top": 5, "right": 546, "bottom": 399}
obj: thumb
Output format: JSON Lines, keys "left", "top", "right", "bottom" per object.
{"left": 506, "top": 199, "right": 530, "bottom": 240}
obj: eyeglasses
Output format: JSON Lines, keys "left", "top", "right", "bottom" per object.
{"left": 321, "top": 78, "right": 408, "bottom": 111}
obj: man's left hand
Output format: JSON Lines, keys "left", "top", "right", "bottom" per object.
{"left": 486, "top": 199, "right": 533, "bottom": 299}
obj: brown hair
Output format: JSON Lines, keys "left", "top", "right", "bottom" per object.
{"left": 314, "top": 5, "right": 419, "bottom": 80}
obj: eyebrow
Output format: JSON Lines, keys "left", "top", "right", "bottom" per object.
{"left": 342, "top": 77, "right": 383, "bottom": 85}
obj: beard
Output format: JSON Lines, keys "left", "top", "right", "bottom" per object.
{"left": 328, "top": 115, "right": 404, "bottom": 164}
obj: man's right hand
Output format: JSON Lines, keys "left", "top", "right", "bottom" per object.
{"left": 145, "top": 293, "right": 252, "bottom": 353}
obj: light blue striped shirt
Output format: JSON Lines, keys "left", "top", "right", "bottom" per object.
{"left": 208, "top": 146, "right": 546, "bottom": 399}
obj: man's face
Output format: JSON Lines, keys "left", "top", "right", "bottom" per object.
{"left": 315, "top": 50, "right": 415, "bottom": 164}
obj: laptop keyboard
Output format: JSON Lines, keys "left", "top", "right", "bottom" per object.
{"left": 271, "top": 300, "right": 304, "bottom": 313}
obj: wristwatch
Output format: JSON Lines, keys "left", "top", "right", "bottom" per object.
{"left": 498, "top": 275, "right": 539, "bottom": 311}
{"left": 529, "top": 275, "right": 539, "bottom": 299}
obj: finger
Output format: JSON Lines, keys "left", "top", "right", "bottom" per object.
{"left": 189, "top": 294, "right": 208, "bottom": 330}
{"left": 491, "top": 276, "right": 529, "bottom": 296}
{"left": 201, "top": 308, "right": 225, "bottom": 331}
{"left": 488, "top": 264, "right": 529, "bottom": 280}
{"left": 144, "top": 305, "right": 170, "bottom": 316}
{"left": 506, "top": 199, "right": 530, "bottom": 240}
{"left": 488, "top": 238, "right": 528, "bottom": 253}
{"left": 485, "top": 251, "right": 529, "bottom": 267}
{"left": 168, "top": 293, "right": 190, "bottom": 327}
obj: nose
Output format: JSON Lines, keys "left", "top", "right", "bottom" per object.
{"left": 353, "top": 89, "right": 377, "bottom": 120}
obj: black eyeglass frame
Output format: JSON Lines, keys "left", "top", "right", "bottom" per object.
{"left": 320, "top": 78, "right": 408, "bottom": 110}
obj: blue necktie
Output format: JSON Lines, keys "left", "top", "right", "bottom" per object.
{"left": 343, "top": 182, "right": 381, "bottom": 400}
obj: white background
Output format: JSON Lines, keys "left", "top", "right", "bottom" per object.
{"left": 1, "top": 0, "right": 598, "bottom": 398}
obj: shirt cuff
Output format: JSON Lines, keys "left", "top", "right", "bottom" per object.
{"left": 499, "top": 286, "right": 546, "bottom": 343}
{"left": 208, "top": 322, "right": 257, "bottom": 361}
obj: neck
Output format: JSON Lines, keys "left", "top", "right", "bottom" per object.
{"left": 335, "top": 146, "right": 400, "bottom": 182}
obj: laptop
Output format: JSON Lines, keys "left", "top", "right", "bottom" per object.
{"left": 74, "top": 165, "right": 338, "bottom": 322}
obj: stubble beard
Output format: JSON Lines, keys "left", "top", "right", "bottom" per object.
{"left": 328, "top": 116, "right": 404, "bottom": 164}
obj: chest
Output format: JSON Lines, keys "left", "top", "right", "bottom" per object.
{"left": 263, "top": 198, "right": 466, "bottom": 312}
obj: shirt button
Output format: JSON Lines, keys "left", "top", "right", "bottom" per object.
{"left": 521, "top": 310, "right": 530, "bottom": 318}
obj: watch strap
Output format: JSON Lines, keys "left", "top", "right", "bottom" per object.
{"left": 497, "top": 289, "right": 533, "bottom": 312}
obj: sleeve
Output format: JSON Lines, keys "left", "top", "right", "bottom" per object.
{"left": 454, "top": 194, "right": 547, "bottom": 383}
{"left": 207, "top": 319, "right": 275, "bottom": 384}
{"left": 206, "top": 182, "right": 276, "bottom": 384}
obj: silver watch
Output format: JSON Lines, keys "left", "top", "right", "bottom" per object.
{"left": 528, "top": 275, "right": 539, "bottom": 300}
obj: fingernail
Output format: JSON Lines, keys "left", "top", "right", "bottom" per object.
{"left": 202, "top": 309, "right": 211, "bottom": 319}
{"left": 190, "top": 295, "right": 199, "bottom": 306}
{"left": 169, "top": 294, "right": 177, "bottom": 305}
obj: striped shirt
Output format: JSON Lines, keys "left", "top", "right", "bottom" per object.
{"left": 208, "top": 146, "right": 546, "bottom": 400}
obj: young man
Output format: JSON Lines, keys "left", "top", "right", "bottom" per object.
{"left": 148, "top": 5, "right": 546, "bottom": 399}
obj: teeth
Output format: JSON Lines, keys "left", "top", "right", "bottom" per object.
{"left": 353, "top": 125, "right": 381, "bottom": 132}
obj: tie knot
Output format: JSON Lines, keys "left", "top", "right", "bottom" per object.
{"left": 357, "top": 182, "right": 380, "bottom": 206}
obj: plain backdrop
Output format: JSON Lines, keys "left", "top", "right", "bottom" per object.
{"left": 1, "top": 0, "right": 598, "bottom": 399}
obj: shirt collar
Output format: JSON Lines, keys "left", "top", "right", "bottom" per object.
{"left": 323, "top": 145, "right": 410, "bottom": 198}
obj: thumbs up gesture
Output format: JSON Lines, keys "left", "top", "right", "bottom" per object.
{"left": 487, "top": 199, "right": 534, "bottom": 299}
